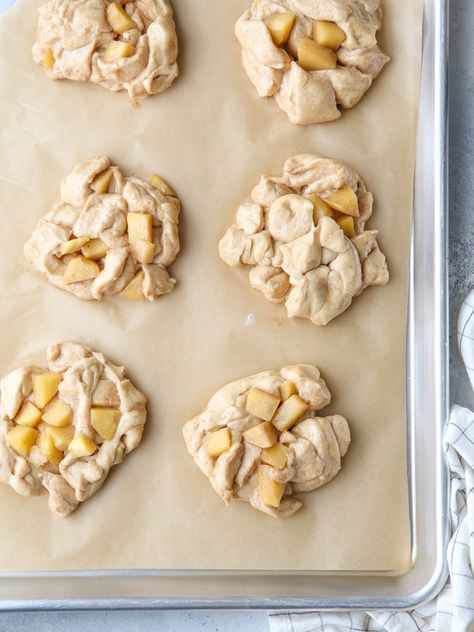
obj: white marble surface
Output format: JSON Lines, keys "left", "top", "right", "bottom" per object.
{"left": 0, "top": 0, "right": 471, "bottom": 629}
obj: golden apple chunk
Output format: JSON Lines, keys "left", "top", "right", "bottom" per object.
{"left": 307, "top": 193, "right": 334, "bottom": 223}
{"left": 62, "top": 256, "right": 100, "bottom": 284}
{"left": 265, "top": 12, "right": 296, "bottom": 47}
{"left": 244, "top": 421, "right": 278, "bottom": 449}
{"left": 37, "top": 431, "right": 63, "bottom": 465}
{"left": 15, "top": 401, "right": 43, "bottom": 427}
{"left": 246, "top": 388, "right": 281, "bottom": 422}
{"left": 44, "top": 425, "right": 75, "bottom": 452}
{"left": 106, "top": 2, "right": 137, "bottom": 34}
{"left": 91, "top": 169, "right": 113, "bottom": 194}
{"left": 127, "top": 213, "right": 153, "bottom": 244}
{"left": 261, "top": 443, "right": 289, "bottom": 469}
{"left": 91, "top": 407, "right": 120, "bottom": 441}
{"left": 59, "top": 237, "right": 89, "bottom": 256}
{"left": 279, "top": 380, "right": 297, "bottom": 402}
{"left": 42, "top": 399, "right": 73, "bottom": 427}
{"left": 149, "top": 174, "right": 176, "bottom": 197}
{"left": 7, "top": 426, "right": 38, "bottom": 457}
{"left": 204, "top": 428, "right": 231, "bottom": 458}
{"left": 119, "top": 270, "right": 145, "bottom": 300}
{"left": 33, "top": 372, "right": 61, "bottom": 409}
{"left": 324, "top": 185, "right": 359, "bottom": 217}
{"left": 69, "top": 435, "right": 97, "bottom": 457}
{"left": 297, "top": 38, "right": 337, "bottom": 71}
{"left": 92, "top": 380, "right": 120, "bottom": 407}
{"left": 312, "top": 20, "right": 346, "bottom": 50}
{"left": 103, "top": 40, "right": 136, "bottom": 62}
{"left": 131, "top": 239, "right": 155, "bottom": 264}
{"left": 272, "top": 395, "right": 309, "bottom": 432}
{"left": 258, "top": 466, "right": 286, "bottom": 507}
{"left": 337, "top": 214, "right": 355, "bottom": 237}
{"left": 82, "top": 238, "right": 107, "bottom": 261}
{"left": 43, "top": 49, "right": 55, "bottom": 71}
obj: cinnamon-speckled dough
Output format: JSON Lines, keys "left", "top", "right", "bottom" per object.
{"left": 24, "top": 156, "right": 180, "bottom": 302}
{"left": 219, "top": 153, "right": 389, "bottom": 326}
{"left": 183, "top": 364, "right": 350, "bottom": 518}
{"left": 32, "top": 0, "right": 178, "bottom": 104}
{"left": 0, "top": 342, "right": 147, "bottom": 517}
{"left": 235, "top": 0, "right": 389, "bottom": 124}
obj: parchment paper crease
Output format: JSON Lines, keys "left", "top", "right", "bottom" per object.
{"left": 0, "top": 0, "right": 422, "bottom": 572}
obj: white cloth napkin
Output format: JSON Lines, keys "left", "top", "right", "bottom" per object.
{"left": 269, "top": 292, "right": 474, "bottom": 632}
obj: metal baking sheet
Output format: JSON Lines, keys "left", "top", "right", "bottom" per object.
{"left": 0, "top": 0, "right": 448, "bottom": 610}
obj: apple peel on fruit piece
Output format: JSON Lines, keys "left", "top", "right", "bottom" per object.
{"left": 0, "top": 342, "right": 147, "bottom": 517}
{"left": 182, "top": 364, "right": 350, "bottom": 518}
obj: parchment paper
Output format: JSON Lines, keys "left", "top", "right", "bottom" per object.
{"left": 0, "top": 0, "right": 423, "bottom": 572}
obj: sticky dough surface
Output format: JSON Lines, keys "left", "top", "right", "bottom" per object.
{"left": 32, "top": 0, "right": 178, "bottom": 103}
{"left": 0, "top": 342, "right": 147, "bottom": 517}
{"left": 24, "top": 156, "right": 180, "bottom": 302}
{"left": 235, "top": 0, "right": 389, "bottom": 124}
{"left": 183, "top": 364, "right": 350, "bottom": 518}
{"left": 219, "top": 153, "right": 389, "bottom": 326}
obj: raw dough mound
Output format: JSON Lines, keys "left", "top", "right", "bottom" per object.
{"left": 32, "top": 0, "right": 178, "bottom": 103}
{"left": 24, "top": 157, "right": 180, "bottom": 302}
{"left": 219, "top": 153, "right": 389, "bottom": 326}
{"left": 0, "top": 342, "right": 147, "bottom": 517}
{"left": 183, "top": 364, "right": 350, "bottom": 518}
{"left": 235, "top": 0, "right": 389, "bottom": 124}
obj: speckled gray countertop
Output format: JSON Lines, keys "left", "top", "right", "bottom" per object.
{"left": 0, "top": 1, "right": 471, "bottom": 630}
{"left": 449, "top": 1, "right": 474, "bottom": 411}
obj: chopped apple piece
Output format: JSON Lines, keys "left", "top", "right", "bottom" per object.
{"left": 272, "top": 395, "right": 309, "bottom": 432}
{"left": 279, "top": 381, "right": 298, "bottom": 402}
{"left": 307, "top": 193, "right": 334, "bottom": 223}
{"left": 15, "top": 401, "right": 42, "bottom": 428}
{"left": 91, "top": 169, "right": 113, "bottom": 194}
{"left": 7, "top": 426, "right": 38, "bottom": 457}
{"left": 92, "top": 380, "right": 120, "bottom": 407}
{"left": 297, "top": 37, "right": 337, "bottom": 71}
{"left": 106, "top": 2, "right": 137, "bottom": 33}
{"left": 323, "top": 185, "right": 359, "bottom": 217}
{"left": 244, "top": 421, "right": 278, "bottom": 449}
{"left": 33, "top": 372, "right": 61, "bottom": 409}
{"left": 43, "top": 49, "right": 55, "bottom": 71}
{"left": 204, "top": 428, "right": 231, "bottom": 458}
{"left": 312, "top": 20, "right": 346, "bottom": 50}
{"left": 337, "top": 214, "right": 355, "bottom": 237}
{"left": 42, "top": 399, "right": 72, "bottom": 427}
{"left": 246, "top": 388, "right": 281, "bottom": 422}
{"left": 262, "top": 443, "right": 289, "bottom": 469}
{"left": 82, "top": 238, "right": 107, "bottom": 261}
{"left": 258, "top": 466, "right": 286, "bottom": 507}
{"left": 265, "top": 12, "right": 296, "bottom": 47}
{"left": 119, "top": 271, "right": 145, "bottom": 301}
{"left": 131, "top": 239, "right": 155, "bottom": 264}
{"left": 37, "top": 431, "right": 63, "bottom": 465}
{"left": 44, "top": 425, "right": 75, "bottom": 452}
{"left": 59, "top": 237, "right": 89, "bottom": 256}
{"left": 103, "top": 40, "right": 136, "bottom": 62}
{"left": 69, "top": 435, "right": 97, "bottom": 457}
{"left": 62, "top": 256, "right": 100, "bottom": 284}
{"left": 149, "top": 174, "right": 176, "bottom": 196}
{"left": 91, "top": 407, "right": 120, "bottom": 441}
{"left": 127, "top": 212, "right": 153, "bottom": 244}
